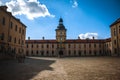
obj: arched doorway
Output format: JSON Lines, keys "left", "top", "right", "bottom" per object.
{"left": 59, "top": 50, "right": 63, "bottom": 57}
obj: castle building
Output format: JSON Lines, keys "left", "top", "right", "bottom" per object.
{"left": 0, "top": 6, "right": 119, "bottom": 58}
{"left": 0, "top": 6, "right": 26, "bottom": 59}
{"left": 110, "top": 18, "right": 120, "bottom": 56}
{"left": 26, "top": 18, "right": 113, "bottom": 57}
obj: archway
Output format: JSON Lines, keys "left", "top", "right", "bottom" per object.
{"left": 59, "top": 50, "right": 63, "bottom": 57}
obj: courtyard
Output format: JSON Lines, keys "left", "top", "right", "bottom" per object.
{"left": 0, "top": 57, "right": 120, "bottom": 80}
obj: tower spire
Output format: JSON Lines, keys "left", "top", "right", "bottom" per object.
{"left": 57, "top": 17, "right": 66, "bottom": 29}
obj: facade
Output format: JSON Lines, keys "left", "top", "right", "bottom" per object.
{"left": 26, "top": 18, "right": 113, "bottom": 57}
{"left": 0, "top": 6, "right": 26, "bottom": 59}
{"left": 110, "top": 18, "right": 120, "bottom": 56}
{"left": 0, "top": 6, "right": 119, "bottom": 58}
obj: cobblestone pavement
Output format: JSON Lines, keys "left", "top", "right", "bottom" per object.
{"left": 0, "top": 57, "right": 120, "bottom": 80}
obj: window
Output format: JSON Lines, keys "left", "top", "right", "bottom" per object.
{"left": 74, "top": 51, "right": 76, "bottom": 55}
{"left": 27, "top": 44, "right": 28, "bottom": 48}
{"left": 14, "top": 37, "right": 16, "bottom": 43}
{"left": 41, "top": 51, "right": 44, "bottom": 56}
{"left": 114, "top": 28, "right": 116, "bottom": 36}
{"left": 84, "top": 44, "right": 86, "bottom": 48}
{"left": 1, "top": 33, "right": 4, "bottom": 40}
{"left": 74, "top": 44, "right": 76, "bottom": 48}
{"left": 31, "top": 50, "right": 33, "bottom": 55}
{"left": 18, "top": 48, "right": 20, "bottom": 53}
{"left": 15, "top": 25, "right": 17, "bottom": 31}
{"left": 114, "top": 40, "right": 116, "bottom": 45}
{"left": 19, "top": 28, "right": 21, "bottom": 33}
{"left": 89, "top": 44, "right": 91, "bottom": 48}
{"left": 84, "top": 50, "right": 86, "bottom": 54}
{"left": 52, "top": 51, "right": 54, "bottom": 55}
{"left": 89, "top": 50, "right": 91, "bottom": 54}
{"left": 41, "top": 44, "right": 44, "bottom": 48}
{"left": 26, "top": 51, "right": 29, "bottom": 56}
{"left": 94, "top": 50, "right": 96, "bottom": 55}
{"left": 31, "top": 44, "right": 33, "bottom": 48}
{"left": 114, "top": 48, "right": 117, "bottom": 53}
{"left": 107, "top": 44, "right": 108, "bottom": 48}
{"left": 2, "top": 17, "right": 5, "bottom": 25}
{"left": 57, "top": 44, "right": 59, "bottom": 48}
{"left": 79, "top": 44, "right": 81, "bottom": 48}
{"left": 36, "top": 45, "right": 38, "bottom": 48}
{"left": 99, "top": 50, "right": 101, "bottom": 54}
{"left": 52, "top": 44, "right": 54, "bottom": 48}
{"left": 22, "top": 40, "right": 24, "bottom": 45}
{"left": 10, "top": 22, "right": 13, "bottom": 29}
{"left": 22, "top": 49, "right": 24, "bottom": 53}
{"left": 22, "top": 29, "right": 24, "bottom": 35}
{"left": 104, "top": 44, "right": 106, "bottom": 47}
{"left": 47, "top": 44, "right": 49, "bottom": 48}
{"left": 84, "top": 50, "right": 86, "bottom": 55}
{"left": 69, "top": 50, "right": 71, "bottom": 55}
{"left": 9, "top": 36, "right": 12, "bottom": 42}
{"left": 99, "top": 44, "right": 101, "bottom": 48}
{"left": 36, "top": 50, "right": 38, "bottom": 55}
{"left": 47, "top": 51, "right": 49, "bottom": 55}
{"left": 18, "top": 39, "right": 20, "bottom": 44}
{"left": 79, "top": 51, "right": 81, "bottom": 56}
{"left": 94, "top": 44, "right": 96, "bottom": 48}
{"left": 68, "top": 44, "right": 70, "bottom": 48}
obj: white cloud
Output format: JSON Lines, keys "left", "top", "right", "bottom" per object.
{"left": 79, "top": 33, "right": 98, "bottom": 39}
{"left": 0, "top": 0, "right": 3, "bottom": 6}
{"left": 5, "top": 0, "right": 55, "bottom": 20}
{"left": 72, "top": 0, "right": 78, "bottom": 8}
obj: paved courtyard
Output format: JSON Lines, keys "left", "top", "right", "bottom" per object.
{"left": 0, "top": 57, "right": 120, "bottom": 80}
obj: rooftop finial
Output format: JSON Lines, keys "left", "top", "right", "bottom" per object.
{"left": 59, "top": 17, "right": 63, "bottom": 22}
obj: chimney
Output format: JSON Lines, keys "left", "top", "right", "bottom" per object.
{"left": 28, "top": 37, "right": 30, "bottom": 40}
{"left": 78, "top": 36, "right": 80, "bottom": 39}
{"left": 1, "top": 6, "right": 8, "bottom": 11}
{"left": 42, "top": 37, "right": 45, "bottom": 40}
{"left": 93, "top": 36, "right": 95, "bottom": 40}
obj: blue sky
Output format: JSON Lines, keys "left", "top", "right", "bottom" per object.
{"left": 1, "top": 0, "right": 120, "bottom": 39}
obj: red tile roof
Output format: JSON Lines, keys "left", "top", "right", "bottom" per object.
{"left": 26, "top": 38, "right": 111, "bottom": 44}
{"left": 110, "top": 18, "right": 120, "bottom": 27}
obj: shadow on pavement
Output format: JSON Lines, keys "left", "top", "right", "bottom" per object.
{"left": 0, "top": 57, "right": 56, "bottom": 80}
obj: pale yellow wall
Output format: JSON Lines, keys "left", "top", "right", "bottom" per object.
{"left": 0, "top": 6, "right": 26, "bottom": 58}
{"left": 110, "top": 22, "right": 120, "bottom": 56}
{"left": 56, "top": 30, "right": 66, "bottom": 42}
{"left": 26, "top": 43, "right": 57, "bottom": 56}
{"left": 26, "top": 42, "right": 109, "bottom": 57}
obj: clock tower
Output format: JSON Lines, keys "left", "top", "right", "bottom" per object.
{"left": 56, "top": 18, "right": 67, "bottom": 42}
{"left": 55, "top": 18, "right": 67, "bottom": 57}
